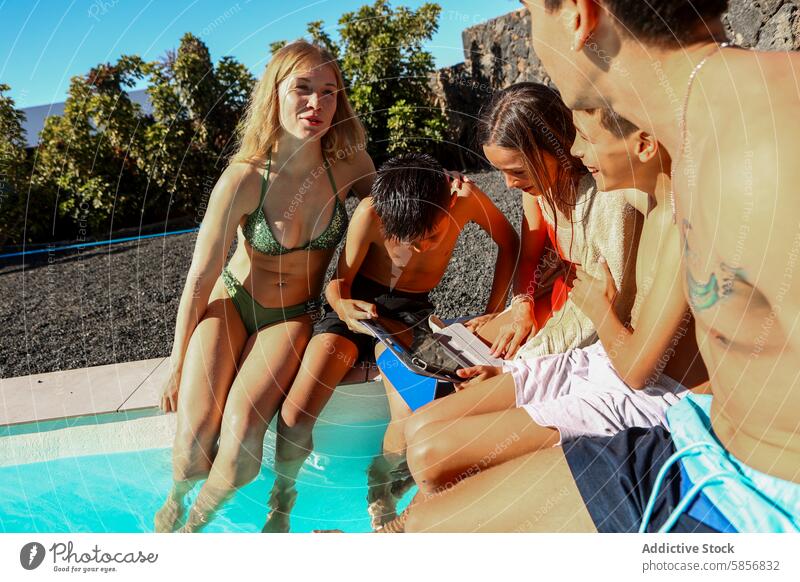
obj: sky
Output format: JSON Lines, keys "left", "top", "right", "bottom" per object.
{"left": 0, "top": 0, "right": 522, "bottom": 110}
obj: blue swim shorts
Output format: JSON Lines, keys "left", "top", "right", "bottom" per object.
{"left": 563, "top": 426, "right": 726, "bottom": 532}
{"left": 563, "top": 394, "right": 800, "bottom": 533}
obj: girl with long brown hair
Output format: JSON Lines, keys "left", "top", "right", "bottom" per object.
{"left": 465, "top": 81, "right": 639, "bottom": 364}
{"left": 154, "top": 40, "right": 375, "bottom": 532}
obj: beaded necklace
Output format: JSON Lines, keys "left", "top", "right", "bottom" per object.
{"left": 670, "top": 41, "right": 733, "bottom": 223}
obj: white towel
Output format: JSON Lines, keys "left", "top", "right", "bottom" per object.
{"left": 516, "top": 174, "right": 642, "bottom": 359}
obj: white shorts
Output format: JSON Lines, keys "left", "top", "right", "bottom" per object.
{"left": 502, "top": 342, "right": 688, "bottom": 444}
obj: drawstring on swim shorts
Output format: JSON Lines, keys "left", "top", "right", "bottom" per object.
{"left": 639, "top": 442, "right": 800, "bottom": 533}
{"left": 639, "top": 442, "right": 739, "bottom": 533}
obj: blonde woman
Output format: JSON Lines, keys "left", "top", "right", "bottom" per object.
{"left": 154, "top": 41, "right": 375, "bottom": 533}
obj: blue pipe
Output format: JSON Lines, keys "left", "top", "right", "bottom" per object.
{"left": 0, "top": 227, "right": 199, "bottom": 259}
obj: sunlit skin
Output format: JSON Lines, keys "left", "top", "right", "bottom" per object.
{"left": 568, "top": 109, "right": 708, "bottom": 390}
{"left": 319, "top": 180, "right": 518, "bottom": 530}
{"left": 278, "top": 67, "right": 338, "bottom": 142}
{"left": 570, "top": 111, "right": 638, "bottom": 192}
{"left": 154, "top": 55, "right": 377, "bottom": 534}
{"left": 521, "top": 0, "right": 604, "bottom": 110}
{"left": 397, "top": 109, "right": 707, "bottom": 524}
{"left": 401, "top": 0, "right": 800, "bottom": 533}
{"left": 519, "top": 0, "right": 800, "bottom": 484}
{"left": 482, "top": 144, "right": 558, "bottom": 196}
{"left": 396, "top": 214, "right": 452, "bottom": 255}
{"left": 222, "top": 63, "right": 354, "bottom": 312}
{"left": 329, "top": 183, "right": 518, "bottom": 327}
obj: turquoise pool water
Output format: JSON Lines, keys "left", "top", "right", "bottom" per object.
{"left": 0, "top": 417, "right": 415, "bottom": 533}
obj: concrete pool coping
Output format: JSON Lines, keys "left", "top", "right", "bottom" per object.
{"left": 1, "top": 357, "right": 169, "bottom": 427}
{"left": 0, "top": 359, "right": 388, "bottom": 467}
{"left": 0, "top": 357, "right": 381, "bottom": 427}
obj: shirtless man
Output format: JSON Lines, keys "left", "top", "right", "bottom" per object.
{"left": 404, "top": 0, "right": 800, "bottom": 532}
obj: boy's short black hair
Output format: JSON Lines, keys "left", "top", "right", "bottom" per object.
{"left": 371, "top": 153, "right": 451, "bottom": 242}
{"left": 586, "top": 108, "right": 639, "bottom": 138}
{"left": 544, "top": 0, "right": 728, "bottom": 47}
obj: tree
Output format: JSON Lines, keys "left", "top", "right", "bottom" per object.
{"left": 4, "top": 7, "right": 459, "bottom": 245}
{"left": 33, "top": 56, "right": 150, "bottom": 236}
{"left": 386, "top": 99, "right": 447, "bottom": 153}
{"left": 275, "top": 0, "right": 447, "bottom": 161}
{"left": 0, "top": 84, "right": 39, "bottom": 245}
{"left": 214, "top": 56, "right": 256, "bottom": 155}
{"left": 144, "top": 36, "right": 215, "bottom": 218}
{"left": 307, "top": 20, "right": 341, "bottom": 61}
{"left": 144, "top": 34, "right": 255, "bottom": 218}
{"left": 0, "top": 34, "right": 256, "bottom": 244}
{"left": 0, "top": 84, "right": 28, "bottom": 164}
{"left": 216, "top": 56, "right": 256, "bottom": 115}
{"left": 337, "top": 1, "right": 446, "bottom": 157}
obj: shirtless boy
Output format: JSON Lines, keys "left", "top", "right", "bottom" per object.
{"left": 404, "top": 0, "right": 800, "bottom": 532}
{"left": 267, "top": 152, "right": 518, "bottom": 531}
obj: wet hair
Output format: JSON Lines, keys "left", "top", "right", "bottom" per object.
{"left": 544, "top": 0, "right": 728, "bottom": 47}
{"left": 371, "top": 153, "right": 451, "bottom": 241}
{"left": 587, "top": 108, "right": 639, "bottom": 138}
{"left": 478, "top": 82, "right": 587, "bottom": 221}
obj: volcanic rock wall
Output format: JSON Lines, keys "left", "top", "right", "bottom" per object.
{"left": 431, "top": 1, "right": 800, "bottom": 167}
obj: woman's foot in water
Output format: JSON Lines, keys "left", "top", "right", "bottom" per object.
{"left": 376, "top": 491, "right": 425, "bottom": 533}
{"left": 368, "top": 497, "right": 397, "bottom": 530}
{"left": 154, "top": 482, "right": 195, "bottom": 532}
{"left": 367, "top": 454, "right": 412, "bottom": 530}
{"left": 176, "top": 482, "right": 231, "bottom": 533}
{"left": 262, "top": 480, "right": 297, "bottom": 533}
{"left": 367, "top": 474, "right": 415, "bottom": 530}
{"left": 376, "top": 508, "right": 410, "bottom": 533}
{"left": 262, "top": 511, "right": 291, "bottom": 533}
{"left": 178, "top": 506, "right": 213, "bottom": 533}
{"left": 154, "top": 496, "right": 185, "bottom": 532}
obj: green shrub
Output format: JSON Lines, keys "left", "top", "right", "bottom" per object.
{"left": 288, "top": 0, "right": 448, "bottom": 162}
{"left": 3, "top": 35, "right": 256, "bottom": 245}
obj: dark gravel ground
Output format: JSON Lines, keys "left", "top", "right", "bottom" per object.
{"left": 0, "top": 170, "right": 519, "bottom": 378}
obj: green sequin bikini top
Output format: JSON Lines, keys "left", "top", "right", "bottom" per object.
{"left": 242, "top": 154, "right": 347, "bottom": 255}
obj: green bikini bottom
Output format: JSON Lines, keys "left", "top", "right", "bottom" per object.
{"left": 222, "top": 268, "right": 321, "bottom": 336}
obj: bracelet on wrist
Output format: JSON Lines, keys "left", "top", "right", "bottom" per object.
{"left": 511, "top": 293, "right": 535, "bottom": 307}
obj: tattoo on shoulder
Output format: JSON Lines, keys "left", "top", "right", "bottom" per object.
{"left": 682, "top": 219, "right": 746, "bottom": 311}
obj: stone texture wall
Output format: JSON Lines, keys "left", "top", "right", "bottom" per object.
{"left": 725, "top": 0, "right": 800, "bottom": 49}
{"left": 431, "top": 1, "right": 800, "bottom": 167}
{"left": 428, "top": 8, "right": 542, "bottom": 166}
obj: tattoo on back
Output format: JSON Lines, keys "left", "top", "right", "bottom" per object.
{"left": 682, "top": 220, "right": 745, "bottom": 311}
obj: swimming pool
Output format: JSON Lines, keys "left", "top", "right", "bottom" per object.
{"left": 0, "top": 381, "right": 414, "bottom": 533}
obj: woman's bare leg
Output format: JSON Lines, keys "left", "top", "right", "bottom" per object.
{"left": 379, "top": 407, "right": 555, "bottom": 531}
{"left": 404, "top": 447, "right": 596, "bottom": 532}
{"left": 180, "top": 315, "right": 313, "bottom": 533}
{"left": 154, "top": 286, "right": 248, "bottom": 532}
{"left": 403, "top": 372, "right": 517, "bottom": 446}
{"left": 367, "top": 359, "right": 518, "bottom": 529}
{"left": 406, "top": 408, "right": 558, "bottom": 495}
{"left": 263, "top": 333, "right": 360, "bottom": 532}
{"left": 368, "top": 373, "right": 519, "bottom": 531}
